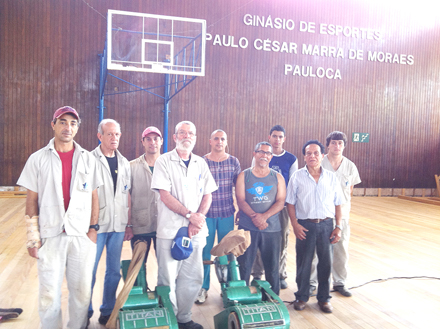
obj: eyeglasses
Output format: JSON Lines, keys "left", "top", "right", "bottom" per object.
{"left": 177, "top": 130, "right": 195, "bottom": 137}
{"left": 256, "top": 150, "right": 272, "bottom": 156}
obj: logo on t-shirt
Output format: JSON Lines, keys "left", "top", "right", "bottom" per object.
{"left": 271, "top": 165, "right": 281, "bottom": 174}
{"left": 247, "top": 182, "right": 273, "bottom": 202}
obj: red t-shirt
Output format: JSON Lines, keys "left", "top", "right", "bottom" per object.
{"left": 57, "top": 149, "right": 74, "bottom": 211}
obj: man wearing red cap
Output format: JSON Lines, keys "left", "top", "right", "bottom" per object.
{"left": 88, "top": 119, "right": 131, "bottom": 326}
{"left": 17, "top": 106, "right": 102, "bottom": 329}
{"left": 126, "top": 126, "right": 163, "bottom": 287}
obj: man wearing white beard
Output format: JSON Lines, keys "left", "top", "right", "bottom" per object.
{"left": 151, "top": 121, "right": 217, "bottom": 329}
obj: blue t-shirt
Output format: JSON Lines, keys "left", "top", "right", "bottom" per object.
{"left": 269, "top": 151, "right": 297, "bottom": 187}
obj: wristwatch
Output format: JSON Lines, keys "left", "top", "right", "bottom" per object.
{"left": 89, "top": 224, "right": 100, "bottom": 231}
{"left": 185, "top": 211, "right": 192, "bottom": 219}
{"left": 335, "top": 224, "right": 343, "bottom": 231}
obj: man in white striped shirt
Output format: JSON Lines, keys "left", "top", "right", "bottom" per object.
{"left": 286, "top": 140, "right": 343, "bottom": 314}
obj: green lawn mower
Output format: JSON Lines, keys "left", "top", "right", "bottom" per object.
{"left": 109, "top": 230, "right": 290, "bottom": 329}
{"left": 210, "top": 229, "right": 290, "bottom": 329}
{"left": 212, "top": 254, "right": 290, "bottom": 329}
{"left": 117, "top": 260, "right": 178, "bottom": 329}
{"left": 105, "top": 240, "right": 178, "bottom": 329}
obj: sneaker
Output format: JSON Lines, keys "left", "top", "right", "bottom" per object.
{"left": 333, "top": 285, "right": 352, "bottom": 297}
{"left": 178, "top": 320, "right": 203, "bottom": 329}
{"left": 309, "top": 285, "right": 317, "bottom": 296}
{"left": 280, "top": 279, "right": 288, "bottom": 289}
{"left": 195, "top": 288, "right": 208, "bottom": 304}
{"left": 0, "top": 308, "right": 23, "bottom": 315}
{"left": 98, "top": 313, "right": 110, "bottom": 325}
{"left": 0, "top": 312, "right": 19, "bottom": 321}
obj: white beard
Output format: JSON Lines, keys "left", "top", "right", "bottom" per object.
{"left": 176, "top": 139, "right": 195, "bottom": 153}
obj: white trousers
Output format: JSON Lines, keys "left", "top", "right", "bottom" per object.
{"left": 156, "top": 237, "right": 205, "bottom": 323}
{"left": 310, "top": 218, "right": 351, "bottom": 287}
{"left": 37, "top": 233, "right": 96, "bottom": 329}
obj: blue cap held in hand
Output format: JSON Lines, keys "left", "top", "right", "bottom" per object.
{"left": 171, "top": 227, "right": 193, "bottom": 260}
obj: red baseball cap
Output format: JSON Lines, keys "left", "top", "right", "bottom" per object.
{"left": 53, "top": 106, "right": 80, "bottom": 121}
{"left": 142, "top": 126, "right": 162, "bottom": 139}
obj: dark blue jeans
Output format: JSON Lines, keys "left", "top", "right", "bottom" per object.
{"left": 237, "top": 230, "right": 281, "bottom": 295}
{"left": 295, "top": 219, "right": 333, "bottom": 303}
{"left": 130, "top": 234, "right": 157, "bottom": 265}
{"left": 89, "top": 232, "right": 125, "bottom": 317}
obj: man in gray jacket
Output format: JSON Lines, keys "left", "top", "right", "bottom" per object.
{"left": 89, "top": 119, "right": 131, "bottom": 326}
{"left": 125, "top": 126, "right": 163, "bottom": 287}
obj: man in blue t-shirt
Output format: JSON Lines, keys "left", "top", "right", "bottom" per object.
{"left": 252, "top": 125, "right": 298, "bottom": 289}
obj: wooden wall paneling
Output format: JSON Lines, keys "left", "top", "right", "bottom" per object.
{"left": 0, "top": 3, "right": 6, "bottom": 185}
{"left": 4, "top": 1, "right": 11, "bottom": 184}
{"left": 71, "top": 0, "right": 79, "bottom": 139}
{"left": 77, "top": 0, "right": 87, "bottom": 145}
{"left": 34, "top": 0, "right": 42, "bottom": 155}
{"left": 120, "top": 79, "right": 134, "bottom": 157}
{"left": 121, "top": 84, "right": 130, "bottom": 157}
{"left": 23, "top": 1, "right": 31, "bottom": 168}
{"left": 131, "top": 76, "right": 142, "bottom": 159}
{"left": 6, "top": 0, "right": 18, "bottom": 184}
{"left": 18, "top": 0, "right": 26, "bottom": 178}
{"left": 83, "top": 0, "right": 96, "bottom": 152}
{"left": 75, "top": 2, "right": 85, "bottom": 150}
{"left": 41, "top": 1, "right": 50, "bottom": 151}
{"left": 1, "top": 0, "right": 440, "bottom": 187}
{"left": 0, "top": 2, "right": 5, "bottom": 185}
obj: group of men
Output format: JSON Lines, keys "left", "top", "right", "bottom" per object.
{"left": 18, "top": 106, "right": 360, "bottom": 329}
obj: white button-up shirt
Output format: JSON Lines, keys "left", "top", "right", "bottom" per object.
{"left": 321, "top": 156, "right": 361, "bottom": 218}
{"left": 286, "top": 166, "right": 343, "bottom": 219}
{"left": 17, "top": 138, "right": 102, "bottom": 238}
{"left": 151, "top": 149, "right": 218, "bottom": 239}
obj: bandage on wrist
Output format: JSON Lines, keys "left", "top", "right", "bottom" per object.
{"left": 25, "top": 215, "right": 40, "bottom": 249}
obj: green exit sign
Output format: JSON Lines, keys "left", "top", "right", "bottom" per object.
{"left": 352, "top": 133, "right": 369, "bottom": 143}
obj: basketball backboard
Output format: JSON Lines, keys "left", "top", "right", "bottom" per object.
{"left": 107, "top": 10, "right": 206, "bottom": 76}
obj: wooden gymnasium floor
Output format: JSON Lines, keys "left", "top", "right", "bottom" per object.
{"left": 1, "top": 197, "right": 440, "bottom": 328}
